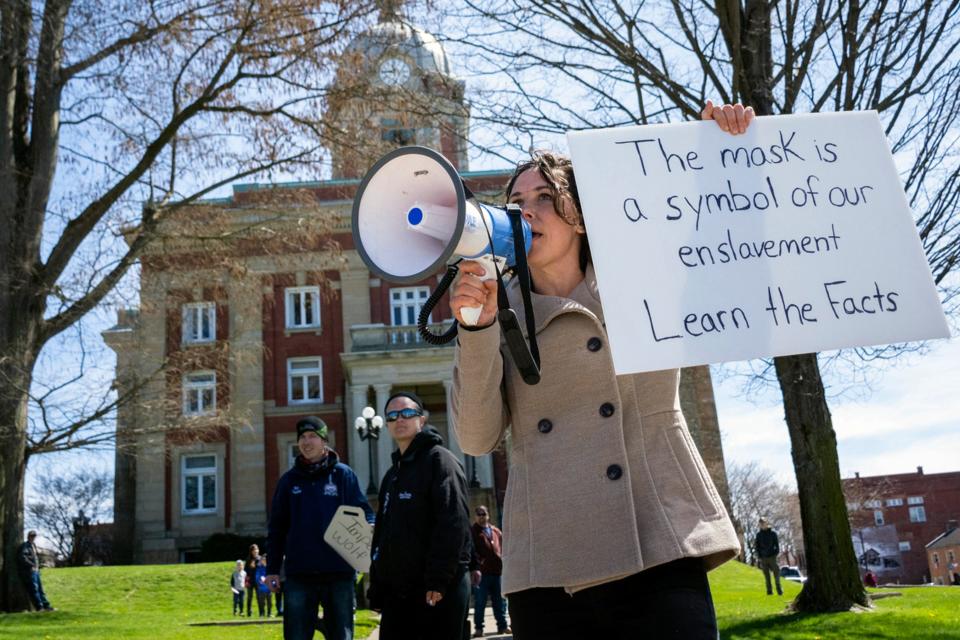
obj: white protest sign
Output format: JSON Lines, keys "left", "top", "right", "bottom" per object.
{"left": 567, "top": 112, "right": 950, "bottom": 375}
{"left": 323, "top": 505, "right": 373, "bottom": 572}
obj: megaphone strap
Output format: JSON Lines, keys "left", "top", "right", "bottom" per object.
{"left": 503, "top": 205, "right": 541, "bottom": 382}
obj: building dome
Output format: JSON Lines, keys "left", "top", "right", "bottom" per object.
{"left": 345, "top": 10, "right": 452, "bottom": 78}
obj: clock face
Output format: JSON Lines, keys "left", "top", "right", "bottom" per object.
{"left": 379, "top": 58, "right": 411, "bottom": 86}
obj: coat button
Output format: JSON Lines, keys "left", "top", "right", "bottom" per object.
{"left": 587, "top": 337, "right": 603, "bottom": 352}
{"left": 599, "top": 402, "right": 615, "bottom": 417}
{"left": 606, "top": 464, "right": 623, "bottom": 480}
{"left": 537, "top": 419, "right": 553, "bottom": 434}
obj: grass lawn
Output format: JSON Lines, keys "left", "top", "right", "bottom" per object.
{"left": 2, "top": 559, "right": 958, "bottom": 638}
{"left": 712, "top": 560, "right": 960, "bottom": 639}
{"left": 0, "top": 562, "right": 378, "bottom": 640}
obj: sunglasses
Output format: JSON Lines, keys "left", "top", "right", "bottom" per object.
{"left": 385, "top": 407, "right": 423, "bottom": 422}
{"left": 476, "top": 511, "right": 488, "bottom": 517}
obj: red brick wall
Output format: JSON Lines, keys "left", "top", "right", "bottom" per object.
{"left": 261, "top": 272, "right": 343, "bottom": 406}
{"left": 163, "top": 287, "right": 232, "bottom": 531}
{"left": 844, "top": 470, "right": 960, "bottom": 583}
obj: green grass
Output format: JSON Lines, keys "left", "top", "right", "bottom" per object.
{"left": 0, "top": 562, "right": 378, "bottom": 639}
{"left": 712, "top": 561, "right": 960, "bottom": 639}
{"left": 2, "top": 560, "right": 958, "bottom": 638}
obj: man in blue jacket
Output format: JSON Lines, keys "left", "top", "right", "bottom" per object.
{"left": 266, "top": 416, "right": 374, "bottom": 640}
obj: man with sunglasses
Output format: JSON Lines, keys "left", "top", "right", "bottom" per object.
{"left": 368, "top": 392, "right": 473, "bottom": 640}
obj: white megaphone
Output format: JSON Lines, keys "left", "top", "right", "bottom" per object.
{"left": 351, "top": 146, "right": 532, "bottom": 326}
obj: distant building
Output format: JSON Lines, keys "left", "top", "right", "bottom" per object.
{"left": 843, "top": 466, "right": 960, "bottom": 583}
{"left": 104, "top": 6, "right": 733, "bottom": 564}
{"left": 851, "top": 524, "right": 902, "bottom": 584}
{"left": 926, "top": 524, "right": 960, "bottom": 586}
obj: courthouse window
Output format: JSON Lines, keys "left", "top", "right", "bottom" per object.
{"left": 390, "top": 287, "right": 431, "bottom": 326}
{"left": 182, "top": 302, "right": 216, "bottom": 344}
{"left": 182, "top": 454, "right": 217, "bottom": 514}
{"left": 183, "top": 372, "right": 216, "bottom": 416}
{"left": 288, "top": 357, "right": 323, "bottom": 404}
{"left": 285, "top": 287, "right": 321, "bottom": 329}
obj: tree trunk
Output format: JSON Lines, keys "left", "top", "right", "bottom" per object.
{"left": 775, "top": 353, "right": 868, "bottom": 611}
{"left": 0, "top": 356, "right": 33, "bottom": 612}
{"left": 728, "top": 0, "right": 868, "bottom": 612}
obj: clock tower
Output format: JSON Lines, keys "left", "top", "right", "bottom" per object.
{"left": 325, "top": 2, "right": 470, "bottom": 179}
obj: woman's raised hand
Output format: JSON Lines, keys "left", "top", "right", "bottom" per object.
{"left": 450, "top": 260, "right": 499, "bottom": 328}
{"left": 701, "top": 100, "right": 755, "bottom": 135}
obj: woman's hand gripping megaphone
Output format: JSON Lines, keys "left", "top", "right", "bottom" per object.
{"left": 450, "top": 259, "right": 500, "bottom": 329}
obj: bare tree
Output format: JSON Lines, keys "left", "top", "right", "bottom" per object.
{"left": 0, "top": 0, "right": 376, "bottom": 611}
{"left": 26, "top": 468, "right": 112, "bottom": 565}
{"left": 727, "top": 461, "right": 802, "bottom": 566}
{"left": 429, "top": 0, "right": 960, "bottom": 612}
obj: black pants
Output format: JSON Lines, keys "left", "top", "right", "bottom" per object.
{"left": 379, "top": 571, "right": 471, "bottom": 640}
{"left": 508, "top": 558, "right": 718, "bottom": 640}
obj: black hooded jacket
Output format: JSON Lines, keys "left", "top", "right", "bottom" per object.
{"left": 368, "top": 427, "right": 472, "bottom": 604}
{"left": 755, "top": 528, "right": 780, "bottom": 559}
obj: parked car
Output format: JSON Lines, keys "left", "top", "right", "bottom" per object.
{"left": 779, "top": 566, "right": 807, "bottom": 583}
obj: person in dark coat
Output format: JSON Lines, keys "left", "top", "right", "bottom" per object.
{"left": 755, "top": 517, "right": 782, "bottom": 596}
{"left": 244, "top": 543, "right": 260, "bottom": 616}
{"left": 368, "top": 391, "right": 473, "bottom": 640}
{"left": 470, "top": 506, "right": 509, "bottom": 636}
{"left": 18, "top": 530, "right": 54, "bottom": 611}
{"left": 265, "top": 416, "right": 374, "bottom": 640}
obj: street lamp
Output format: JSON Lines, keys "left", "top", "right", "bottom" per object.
{"left": 355, "top": 406, "right": 383, "bottom": 494}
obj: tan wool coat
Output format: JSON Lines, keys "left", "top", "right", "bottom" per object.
{"left": 452, "top": 265, "right": 740, "bottom": 595}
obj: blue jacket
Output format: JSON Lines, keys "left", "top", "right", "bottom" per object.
{"left": 266, "top": 448, "right": 374, "bottom": 577}
{"left": 255, "top": 565, "right": 270, "bottom": 593}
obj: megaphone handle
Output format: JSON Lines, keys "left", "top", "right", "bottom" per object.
{"left": 460, "top": 254, "right": 499, "bottom": 326}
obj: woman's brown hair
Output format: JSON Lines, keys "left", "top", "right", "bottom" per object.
{"left": 505, "top": 150, "right": 591, "bottom": 272}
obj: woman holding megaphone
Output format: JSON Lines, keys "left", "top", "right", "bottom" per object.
{"left": 450, "top": 102, "right": 754, "bottom": 639}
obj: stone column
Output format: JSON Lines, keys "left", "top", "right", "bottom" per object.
{"left": 374, "top": 383, "right": 395, "bottom": 484}
{"left": 348, "top": 384, "right": 372, "bottom": 493}
{"left": 339, "top": 266, "right": 371, "bottom": 352}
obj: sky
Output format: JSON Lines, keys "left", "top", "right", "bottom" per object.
{"left": 716, "top": 333, "right": 960, "bottom": 488}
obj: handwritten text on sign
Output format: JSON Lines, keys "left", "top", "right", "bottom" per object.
{"left": 567, "top": 112, "right": 949, "bottom": 375}
{"left": 323, "top": 506, "right": 373, "bottom": 573}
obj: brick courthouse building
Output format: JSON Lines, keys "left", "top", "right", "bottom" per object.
{"left": 104, "top": 6, "right": 733, "bottom": 564}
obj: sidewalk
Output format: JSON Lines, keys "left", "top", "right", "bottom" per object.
{"left": 366, "top": 605, "right": 512, "bottom": 639}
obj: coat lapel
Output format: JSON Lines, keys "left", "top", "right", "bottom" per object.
{"left": 506, "top": 263, "right": 605, "bottom": 337}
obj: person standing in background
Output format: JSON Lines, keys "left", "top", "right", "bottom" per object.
{"left": 265, "top": 416, "right": 374, "bottom": 640}
{"left": 755, "top": 517, "right": 783, "bottom": 596}
{"left": 368, "top": 392, "right": 473, "bottom": 640}
{"left": 231, "top": 559, "right": 246, "bottom": 615}
{"left": 245, "top": 543, "right": 260, "bottom": 616}
{"left": 470, "top": 506, "right": 509, "bottom": 637}
{"left": 18, "top": 530, "right": 54, "bottom": 612}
